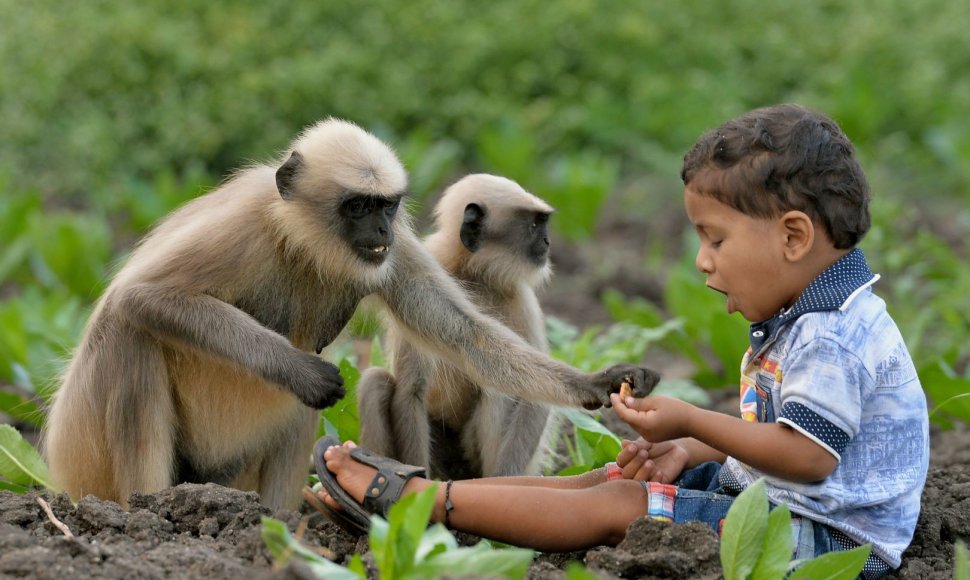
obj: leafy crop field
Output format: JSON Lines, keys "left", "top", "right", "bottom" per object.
{"left": 1, "top": 1, "right": 969, "bottom": 577}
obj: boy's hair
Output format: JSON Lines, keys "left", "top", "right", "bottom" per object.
{"left": 680, "top": 103, "right": 871, "bottom": 249}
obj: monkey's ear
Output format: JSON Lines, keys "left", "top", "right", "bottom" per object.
{"left": 460, "top": 203, "right": 486, "bottom": 252}
{"left": 276, "top": 151, "right": 304, "bottom": 199}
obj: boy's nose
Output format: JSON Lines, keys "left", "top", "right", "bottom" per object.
{"left": 695, "top": 248, "right": 714, "bottom": 274}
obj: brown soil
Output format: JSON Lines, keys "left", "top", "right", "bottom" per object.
{"left": 1, "top": 422, "right": 965, "bottom": 580}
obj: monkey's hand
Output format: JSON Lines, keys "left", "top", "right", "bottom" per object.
{"left": 289, "top": 356, "right": 346, "bottom": 409}
{"left": 581, "top": 365, "right": 661, "bottom": 410}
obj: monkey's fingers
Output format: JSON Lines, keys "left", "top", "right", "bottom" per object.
{"left": 630, "top": 367, "right": 662, "bottom": 397}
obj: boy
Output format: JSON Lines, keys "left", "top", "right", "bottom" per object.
{"left": 314, "top": 104, "right": 929, "bottom": 576}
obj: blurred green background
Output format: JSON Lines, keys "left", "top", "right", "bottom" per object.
{"left": 1, "top": 0, "right": 968, "bottom": 430}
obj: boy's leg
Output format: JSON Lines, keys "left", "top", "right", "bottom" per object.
{"left": 319, "top": 444, "right": 646, "bottom": 552}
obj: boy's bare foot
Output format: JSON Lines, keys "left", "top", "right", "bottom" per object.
{"left": 317, "top": 441, "right": 437, "bottom": 513}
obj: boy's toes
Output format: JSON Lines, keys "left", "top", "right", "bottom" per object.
{"left": 317, "top": 490, "right": 341, "bottom": 511}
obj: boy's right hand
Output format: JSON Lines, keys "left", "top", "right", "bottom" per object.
{"left": 616, "top": 437, "right": 690, "bottom": 484}
{"left": 611, "top": 393, "right": 696, "bottom": 442}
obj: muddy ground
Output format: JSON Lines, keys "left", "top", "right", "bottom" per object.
{"left": 1, "top": 421, "right": 966, "bottom": 579}
{"left": 2, "top": 217, "right": 968, "bottom": 579}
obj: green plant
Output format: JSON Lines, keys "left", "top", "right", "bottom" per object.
{"left": 0, "top": 424, "right": 54, "bottom": 493}
{"left": 0, "top": 289, "right": 88, "bottom": 426}
{"left": 391, "top": 129, "right": 463, "bottom": 213}
{"left": 318, "top": 359, "right": 362, "bottom": 444}
{"left": 923, "top": 361, "right": 970, "bottom": 428}
{"left": 262, "top": 516, "right": 364, "bottom": 579}
{"left": 865, "top": 197, "right": 970, "bottom": 372}
{"left": 263, "top": 486, "right": 535, "bottom": 579}
{"left": 0, "top": 194, "right": 113, "bottom": 299}
{"left": 720, "top": 479, "right": 870, "bottom": 580}
{"left": 546, "top": 316, "right": 680, "bottom": 373}
{"left": 476, "top": 120, "right": 618, "bottom": 242}
{"left": 556, "top": 407, "right": 623, "bottom": 475}
{"left": 956, "top": 541, "right": 968, "bottom": 580}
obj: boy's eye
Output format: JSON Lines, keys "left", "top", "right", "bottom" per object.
{"left": 711, "top": 240, "right": 723, "bottom": 249}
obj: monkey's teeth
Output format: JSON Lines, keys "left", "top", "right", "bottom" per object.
{"left": 371, "top": 246, "right": 387, "bottom": 253}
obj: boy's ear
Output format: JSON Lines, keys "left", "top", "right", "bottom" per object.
{"left": 779, "top": 210, "right": 815, "bottom": 261}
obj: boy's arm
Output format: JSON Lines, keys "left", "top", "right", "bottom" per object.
{"left": 611, "top": 394, "right": 837, "bottom": 482}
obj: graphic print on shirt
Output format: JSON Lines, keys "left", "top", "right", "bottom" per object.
{"left": 739, "top": 349, "right": 783, "bottom": 423}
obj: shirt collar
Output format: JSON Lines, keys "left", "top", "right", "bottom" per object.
{"left": 748, "top": 248, "right": 880, "bottom": 352}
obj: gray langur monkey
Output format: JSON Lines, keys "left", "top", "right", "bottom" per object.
{"left": 358, "top": 174, "right": 570, "bottom": 478}
{"left": 43, "top": 119, "right": 659, "bottom": 510}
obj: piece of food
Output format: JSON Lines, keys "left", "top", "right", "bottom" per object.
{"left": 619, "top": 382, "right": 633, "bottom": 399}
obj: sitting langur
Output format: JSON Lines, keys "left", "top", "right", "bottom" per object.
{"left": 43, "top": 119, "right": 659, "bottom": 509}
{"left": 358, "top": 175, "right": 564, "bottom": 478}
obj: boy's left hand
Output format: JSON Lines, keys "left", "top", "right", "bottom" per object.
{"left": 610, "top": 394, "right": 696, "bottom": 442}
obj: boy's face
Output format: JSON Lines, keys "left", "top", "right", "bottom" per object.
{"left": 684, "top": 186, "right": 798, "bottom": 323}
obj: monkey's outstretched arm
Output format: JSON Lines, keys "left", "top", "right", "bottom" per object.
{"left": 380, "top": 237, "right": 659, "bottom": 408}
{"left": 116, "top": 283, "right": 344, "bottom": 409}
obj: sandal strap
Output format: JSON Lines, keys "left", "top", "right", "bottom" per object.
{"left": 351, "top": 447, "right": 426, "bottom": 517}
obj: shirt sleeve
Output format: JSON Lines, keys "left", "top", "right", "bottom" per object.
{"left": 777, "top": 336, "right": 867, "bottom": 461}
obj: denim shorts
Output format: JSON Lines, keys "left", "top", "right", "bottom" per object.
{"left": 651, "top": 461, "right": 839, "bottom": 562}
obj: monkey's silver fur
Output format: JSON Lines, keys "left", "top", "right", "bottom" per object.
{"left": 43, "top": 119, "right": 653, "bottom": 509}
{"left": 358, "top": 174, "right": 559, "bottom": 478}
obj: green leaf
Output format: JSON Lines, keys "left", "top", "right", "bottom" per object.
{"left": 720, "top": 479, "right": 769, "bottom": 580}
{"left": 29, "top": 211, "right": 113, "bottom": 298}
{"left": 370, "top": 491, "right": 416, "bottom": 577}
{"left": 0, "top": 236, "right": 31, "bottom": 284}
{"left": 369, "top": 514, "right": 392, "bottom": 570}
{"left": 0, "top": 480, "right": 30, "bottom": 493}
{"left": 788, "top": 543, "right": 871, "bottom": 580}
{"left": 921, "top": 361, "right": 970, "bottom": 427}
{"left": 0, "top": 424, "right": 53, "bottom": 489}
{"left": 347, "top": 554, "right": 367, "bottom": 576}
{"left": 955, "top": 541, "right": 969, "bottom": 580}
{"left": 476, "top": 119, "right": 537, "bottom": 187}
{"left": 557, "top": 408, "right": 622, "bottom": 470}
{"left": 260, "top": 516, "right": 362, "bottom": 579}
{"left": 413, "top": 541, "right": 535, "bottom": 579}
{"left": 556, "top": 464, "right": 595, "bottom": 477}
{"left": 750, "top": 503, "right": 793, "bottom": 580}
{"left": 558, "top": 408, "right": 621, "bottom": 442}
{"left": 392, "top": 485, "right": 438, "bottom": 573}
{"left": 540, "top": 151, "right": 618, "bottom": 242}
{"left": 319, "top": 359, "right": 361, "bottom": 442}
{"left": 564, "top": 561, "right": 602, "bottom": 580}
{"left": 415, "top": 523, "right": 459, "bottom": 562}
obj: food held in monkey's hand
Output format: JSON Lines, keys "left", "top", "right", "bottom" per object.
{"left": 584, "top": 365, "right": 661, "bottom": 409}
{"left": 619, "top": 382, "right": 633, "bottom": 400}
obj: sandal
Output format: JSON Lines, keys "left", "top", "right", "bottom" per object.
{"left": 309, "top": 436, "right": 427, "bottom": 535}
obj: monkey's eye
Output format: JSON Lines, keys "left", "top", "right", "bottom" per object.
{"left": 532, "top": 213, "right": 549, "bottom": 228}
{"left": 343, "top": 197, "right": 372, "bottom": 219}
{"left": 384, "top": 198, "right": 400, "bottom": 217}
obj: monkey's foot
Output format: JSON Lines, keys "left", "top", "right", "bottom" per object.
{"left": 311, "top": 436, "right": 432, "bottom": 535}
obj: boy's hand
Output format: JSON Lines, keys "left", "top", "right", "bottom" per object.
{"left": 610, "top": 394, "right": 696, "bottom": 442}
{"left": 616, "top": 437, "right": 690, "bottom": 484}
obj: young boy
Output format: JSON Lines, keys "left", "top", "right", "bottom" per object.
{"left": 313, "top": 104, "right": 929, "bottom": 577}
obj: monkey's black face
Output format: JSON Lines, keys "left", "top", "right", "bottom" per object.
{"left": 339, "top": 194, "right": 402, "bottom": 265}
{"left": 461, "top": 204, "right": 551, "bottom": 266}
{"left": 522, "top": 211, "right": 551, "bottom": 265}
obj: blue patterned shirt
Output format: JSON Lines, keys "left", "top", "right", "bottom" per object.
{"left": 720, "top": 248, "right": 929, "bottom": 569}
